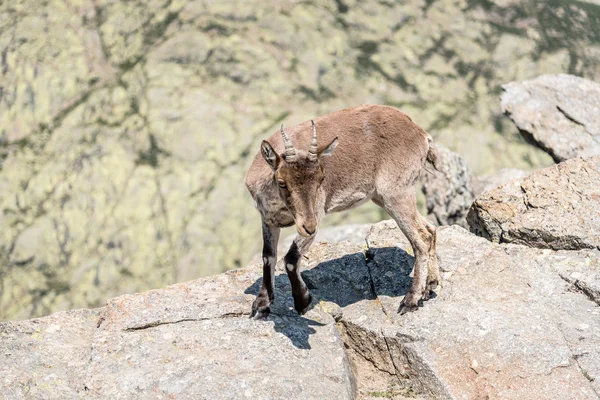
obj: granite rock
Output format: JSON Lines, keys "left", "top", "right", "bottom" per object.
{"left": 501, "top": 74, "right": 600, "bottom": 162}
{"left": 421, "top": 145, "right": 474, "bottom": 228}
{"left": 467, "top": 156, "right": 600, "bottom": 251}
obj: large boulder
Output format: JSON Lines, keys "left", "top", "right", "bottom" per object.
{"left": 2, "top": 220, "right": 599, "bottom": 399}
{"left": 421, "top": 145, "right": 474, "bottom": 228}
{"left": 467, "top": 156, "right": 600, "bottom": 251}
{"left": 360, "top": 221, "right": 600, "bottom": 399}
{"left": 501, "top": 74, "right": 600, "bottom": 162}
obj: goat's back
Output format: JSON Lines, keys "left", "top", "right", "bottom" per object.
{"left": 245, "top": 104, "right": 432, "bottom": 195}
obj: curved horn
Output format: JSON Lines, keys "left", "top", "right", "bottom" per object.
{"left": 308, "top": 120, "right": 318, "bottom": 161}
{"left": 281, "top": 124, "right": 296, "bottom": 162}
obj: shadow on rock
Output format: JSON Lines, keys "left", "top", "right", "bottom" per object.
{"left": 245, "top": 247, "right": 417, "bottom": 349}
{"left": 269, "top": 314, "right": 325, "bottom": 350}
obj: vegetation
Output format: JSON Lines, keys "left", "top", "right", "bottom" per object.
{"left": 1, "top": 0, "right": 599, "bottom": 320}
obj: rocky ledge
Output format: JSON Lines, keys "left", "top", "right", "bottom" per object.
{"left": 468, "top": 155, "right": 600, "bottom": 252}
{"left": 2, "top": 215, "right": 599, "bottom": 399}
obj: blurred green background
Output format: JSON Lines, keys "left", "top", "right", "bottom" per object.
{"left": 1, "top": 0, "right": 599, "bottom": 320}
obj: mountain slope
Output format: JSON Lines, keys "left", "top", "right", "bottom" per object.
{"left": 1, "top": 0, "right": 599, "bottom": 320}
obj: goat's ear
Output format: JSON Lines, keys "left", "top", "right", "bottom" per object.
{"left": 318, "top": 137, "right": 339, "bottom": 158}
{"left": 261, "top": 140, "right": 280, "bottom": 170}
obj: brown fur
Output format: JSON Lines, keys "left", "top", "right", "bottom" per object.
{"left": 245, "top": 104, "right": 439, "bottom": 318}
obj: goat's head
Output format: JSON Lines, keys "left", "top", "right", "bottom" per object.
{"left": 260, "top": 121, "right": 338, "bottom": 237}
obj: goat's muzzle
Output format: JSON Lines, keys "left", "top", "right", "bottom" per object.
{"left": 296, "top": 220, "right": 317, "bottom": 237}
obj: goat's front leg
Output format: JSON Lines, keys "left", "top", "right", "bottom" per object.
{"left": 284, "top": 234, "right": 315, "bottom": 315}
{"left": 251, "top": 221, "right": 280, "bottom": 319}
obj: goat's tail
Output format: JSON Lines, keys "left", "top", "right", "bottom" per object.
{"left": 426, "top": 135, "right": 441, "bottom": 172}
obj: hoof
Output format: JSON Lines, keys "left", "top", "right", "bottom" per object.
{"left": 251, "top": 295, "right": 272, "bottom": 319}
{"left": 398, "top": 291, "right": 421, "bottom": 315}
{"left": 422, "top": 290, "right": 435, "bottom": 301}
{"left": 397, "top": 302, "right": 419, "bottom": 315}
{"left": 294, "top": 292, "right": 313, "bottom": 315}
{"left": 250, "top": 305, "right": 271, "bottom": 320}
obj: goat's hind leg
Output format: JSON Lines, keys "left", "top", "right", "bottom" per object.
{"left": 380, "top": 188, "right": 436, "bottom": 314}
{"left": 422, "top": 222, "right": 439, "bottom": 301}
{"left": 251, "top": 221, "right": 280, "bottom": 319}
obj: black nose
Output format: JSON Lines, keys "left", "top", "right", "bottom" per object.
{"left": 303, "top": 225, "right": 315, "bottom": 235}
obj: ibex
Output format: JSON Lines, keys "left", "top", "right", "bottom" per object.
{"left": 245, "top": 104, "right": 439, "bottom": 319}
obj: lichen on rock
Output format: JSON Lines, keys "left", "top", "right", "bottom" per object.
{"left": 1, "top": 0, "right": 600, "bottom": 321}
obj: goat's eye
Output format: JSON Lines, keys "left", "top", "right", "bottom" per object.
{"left": 277, "top": 180, "right": 286, "bottom": 188}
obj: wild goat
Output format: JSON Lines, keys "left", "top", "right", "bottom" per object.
{"left": 245, "top": 104, "right": 439, "bottom": 318}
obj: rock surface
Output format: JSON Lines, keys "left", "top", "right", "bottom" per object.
{"left": 0, "top": 309, "right": 100, "bottom": 399}
{"left": 2, "top": 260, "right": 357, "bottom": 399}
{"left": 421, "top": 145, "right": 474, "bottom": 228}
{"left": 363, "top": 221, "right": 600, "bottom": 399}
{"left": 2, "top": 219, "right": 599, "bottom": 399}
{"left": 467, "top": 156, "right": 600, "bottom": 251}
{"left": 501, "top": 74, "right": 600, "bottom": 162}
